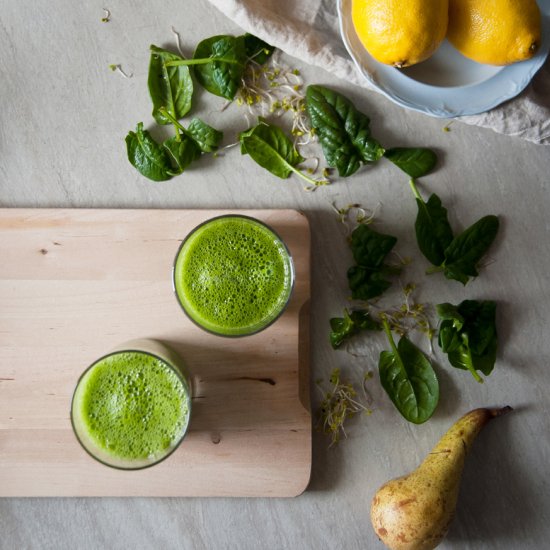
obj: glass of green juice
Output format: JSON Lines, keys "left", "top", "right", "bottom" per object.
{"left": 71, "top": 339, "right": 192, "bottom": 470}
{"left": 173, "top": 214, "right": 295, "bottom": 337}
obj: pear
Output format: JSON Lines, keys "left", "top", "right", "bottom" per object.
{"left": 370, "top": 406, "right": 512, "bottom": 550}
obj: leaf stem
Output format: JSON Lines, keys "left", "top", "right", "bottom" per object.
{"left": 159, "top": 107, "right": 187, "bottom": 138}
{"left": 462, "top": 334, "right": 484, "bottom": 383}
{"left": 381, "top": 316, "right": 398, "bottom": 355}
{"left": 409, "top": 178, "right": 422, "bottom": 201}
{"left": 426, "top": 265, "right": 445, "bottom": 275}
{"left": 166, "top": 57, "right": 241, "bottom": 67}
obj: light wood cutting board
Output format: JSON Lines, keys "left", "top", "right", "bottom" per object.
{"left": 0, "top": 209, "right": 311, "bottom": 497}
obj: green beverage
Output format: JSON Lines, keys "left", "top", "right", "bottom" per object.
{"left": 71, "top": 340, "right": 191, "bottom": 469}
{"left": 173, "top": 215, "right": 294, "bottom": 336}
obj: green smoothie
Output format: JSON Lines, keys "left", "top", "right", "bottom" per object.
{"left": 173, "top": 215, "right": 294, "bottom": 336}
{"left": 71, "top": 347, "right": 190, "bottom": 469}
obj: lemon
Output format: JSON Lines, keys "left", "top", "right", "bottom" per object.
{"left": 351, "top": 0, "right": 449, "bottom": 68}
{"left": 447, "top": 0, "right": 542, "bottom": 65}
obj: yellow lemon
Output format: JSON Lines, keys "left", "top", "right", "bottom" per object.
{"left": 351, "top": 0, "right": 449, "bottom": 68}
{"left": 447, "top": 0, "right": 542, "bottom": 65}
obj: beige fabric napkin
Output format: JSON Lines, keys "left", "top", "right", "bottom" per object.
{"left": 206, "top": 0, "right": 550, "bottom": 145}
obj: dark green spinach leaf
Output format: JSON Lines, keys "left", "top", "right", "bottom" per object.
{"left": 346, "top": 224, "right": 398, "bottom": 300}
{"left": 330, "top": 309, "right": 381, "bottom": 349}
{"left": 305, "top": 85, "right": 384, "bottom": 177}
{"left": 442, "top": 215, "right": 499, "bottom": 284}
{"left": 186, "top": 118, "right": 224, "bottom": 152}
{"left": 148, "top": 45, "right": 193, "bottom": 125}
{"left": 437, "top": 300, "right": 497, "bottom": 383}
{"left": 125, "top": 122, "right": 175, "bottom": 181}
{"left": 384, "top": 148, "right": 437, "bottom": 178}
{"left": 410, "top": 179, "right": 454, "bottom": 266}
{"left": 243, "top": 33, "right": 274, "bottom": 64}
{"left": 190, "top": 35, "right": 247, "bottom": 100}
{"left": 163, "top": 133, "right": 201, "bottom": 173}
{"left": 378, "top": 318, "right": 439, "bottom": 424}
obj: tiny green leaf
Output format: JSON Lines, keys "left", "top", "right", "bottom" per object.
{"left": 329, "top": 309, "right": 381, "bottom": 349}
{"left": 186, "top": 118, "right": 224, "bottom": 153}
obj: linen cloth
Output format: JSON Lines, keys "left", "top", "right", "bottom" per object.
{"left": 206, "top": 0, "right": 550, "bottom": 145}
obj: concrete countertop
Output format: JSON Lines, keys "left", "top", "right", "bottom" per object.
{"left": 1, "top": 1, "right": 549, "bottom": 549}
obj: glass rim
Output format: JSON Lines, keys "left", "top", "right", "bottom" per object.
{"left": 172, "top": 214, "right": 295, "bottom": 338}
{"left": 70, "top": 347, "right": 192, "bottom": 471}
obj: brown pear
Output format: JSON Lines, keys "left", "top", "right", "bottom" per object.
{"left": 370, "top": 407, "right": 512, "bottom": 550}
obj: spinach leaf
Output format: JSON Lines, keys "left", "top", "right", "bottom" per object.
{"left": 346, "top": 224, "right": 398, "bottom": 300}
{"left": 191, "top": 35, "right": 247, "bottom": 100}
{"left": 305, "top": 85, "right": 384, "bottom": 177}
{"left": 163, "top": 133, "right": 201, "bottom": 174}
{"left": 384, "top": 148, "right": 437, "bottom": 178}
{"left": 330, "top": 309, "right": 381, "bottom": 349}
{"left": 125, "top": 122, "right": 175, "bottom": 181}
{"left": 148, "top": 45, "right": 193, "bottom": 125}
{"left": 443, "top": 215, "right": 499, "bottom": 284}
{"left": 378, "top": 318, "right": 439, "bottom": 424}
{"left": 409, "top": 179, "right": 454, "bottom": 266}
{"left": 244, "top": 33, "right": 274, "bottom": 64}
{"left": 186, "top": 118, "right": 224, "bottom": 152}
{"left": 437, "top": 300, "right": 498, "bottom": 383}
{"left": 240, "top": 118, "right": 303, "bottom": 177}
{"left": 239, "top": 118, "right": 324, "bottom": 187}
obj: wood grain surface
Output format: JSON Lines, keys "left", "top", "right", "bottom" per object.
{"left": 0, "top": 208, "right": 311, "bottom": 497}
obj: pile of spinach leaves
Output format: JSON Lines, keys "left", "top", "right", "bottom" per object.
{"left": 125, "top": 34, "right": 274, "bottom": 182}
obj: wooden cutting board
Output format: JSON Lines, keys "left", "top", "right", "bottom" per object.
{"left": 0, "top": 209, "right": 311, "bottom": 497}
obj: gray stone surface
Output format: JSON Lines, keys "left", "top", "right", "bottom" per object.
{"left": 1, "top": 1, "right": 549, "bottom": 549}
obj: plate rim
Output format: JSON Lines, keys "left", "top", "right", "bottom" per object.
{"left": 337, "top": 0, "right": 550, "bottom": 118}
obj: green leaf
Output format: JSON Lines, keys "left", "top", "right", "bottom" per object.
{"left": 443, "top": 215, "right": 500, "bottom": 284}
{"left": 409, "top": 181, "right": 454, "bottom": 267}
{"left": 347, "top": 224, "right": 398, "bottom": 300}
{"left": 305, "top": 85, "right": 384, "bottom": 177}
{"left": 330, "top": 309, "right": 381, "bottom": 349}
{"left": 163, "top": 133, "right": 201, "bottom": 174}
{"left": 148, "top": 45, "right": 193, "bottom": 125}
{"left": 125, "top": 123, "right": 175, "bottom": 181}
{"left": 186, "top": 118, "right": 223, "bottom": 152}
{"left": 384, "top": 148, "right": 437, "bottom": 178}
{"left": 350, "top": 224, "right": 397, "bottom": 268}
{"left": 436, "top": 300, "right": 498, "bottom": 382}
{"left": 192, "top": 35, "right": 247, "bottom": 100}
{"left": 239, "top": 118, "right": 303, "bottom": 178}
{"left": 379, "top": 319, "right": 439, "bottom": 424}
{"left": 347, "top": 266, "right": 393, "bottom": 301}
{"left": 243, "top": 33, "right": 274, "bottom": 65}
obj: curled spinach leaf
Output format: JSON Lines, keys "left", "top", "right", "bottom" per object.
{"left": 125, "top": 123, "right": 176, "bottom": 181}
{"left": 378, "top": 318, "right": 439, "bottom": 424}
{"left": 384, "top": 148, "right": 437, "bottom": 179}
{"left": 347, "top": 224, "right": 398, "bottom": 300}
{"left": 239, "top": 118, "right": 324, "bottom": 187}
{"left": 305, "top": 85, "right": 384, "bottom": 177}
{"left": 330, "top": 309, "right": 381, "bottom": 349}
{"left": 163, "top": 133, "right": 201, "bottom": 174}
{"left": 148, "top": 45, "right": 193, "bottom": 125}
{"left": 442, "top": 215, "right": 500, "bottom": 284}
{"left": 437, "top": 300, "right": 498, "bottom": 383}
{"left": 186, "top": 118, "right": 224, "bottom": 153}
{"left": 410, "top": 179, "right": 454, "bottom": 266}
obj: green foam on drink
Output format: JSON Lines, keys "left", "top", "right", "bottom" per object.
{"left": 73, "top": 351, "right": 190, "bottom": 462}
{"left": 174, "top": 216, "right": 293, "bottom": 336}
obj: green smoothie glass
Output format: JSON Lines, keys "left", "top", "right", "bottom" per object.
{"left": 71, "top": 339, "right": 192, "bottom": 470}
{"left": 173, "top": 215, "right": 295, "bottom": 337}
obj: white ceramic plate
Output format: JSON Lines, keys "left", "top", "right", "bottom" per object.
{"left": 337, "top": 0, "right": 550, "bottom": 117}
